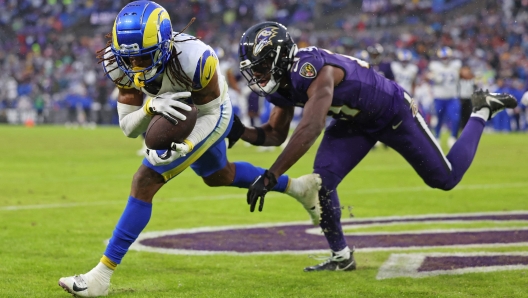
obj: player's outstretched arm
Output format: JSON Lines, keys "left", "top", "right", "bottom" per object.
{"left": 246, "top": 65, "right": 338, "bottom": 209}
{"left": 268, "top": 65, "right": 337, "bottom": 177}
{"left": 247, "top": 105, "right": 293, "bottom": 144}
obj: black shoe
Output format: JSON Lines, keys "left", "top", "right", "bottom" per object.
{"left": 304, "top": 251, "right": 356, "bottom": 272}
{"left": 471, "top": 89, "right": 517, "bottom": 120}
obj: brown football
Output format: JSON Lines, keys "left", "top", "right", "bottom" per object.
{"left": 144, "top": 105, "right": 198, "bottom": 150}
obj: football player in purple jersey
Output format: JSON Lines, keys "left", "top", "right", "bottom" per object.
{"left": 228, "top": 21, "right": 517, "bottom": 272}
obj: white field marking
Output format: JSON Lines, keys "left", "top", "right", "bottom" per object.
{"left": 130, "top": 241, "right": 528, "bottom": 256}
{"left": 0, "top": 193, "right": 243, "bottom": 211}
{"left": 376, "top": 251, "right": 528, "bottom": 280}
{"left": 303, "top": 220, "right": 528, "bottom": 236}
{"left": 127, "top": 211, "right": 528, "bottom": 255}
{"left": 2, "top": 182, "right": 527, "bottom": 211}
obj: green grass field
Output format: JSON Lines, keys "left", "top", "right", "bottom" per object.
{"left": 1, "top": 125, "right": 527, "bottom": 297}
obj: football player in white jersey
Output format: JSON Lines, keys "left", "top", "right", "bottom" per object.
{"left": 427, "top": 46, "right": 462, "bottom": 148}
{"left": 391, "top": 49, "right": 418, "bottom": 96}
{"left": 57, "top": 2, "right": 321, "bottom": 297}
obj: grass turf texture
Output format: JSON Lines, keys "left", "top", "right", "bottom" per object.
{"left": 0, "top": 124, "right": 527, "bottom": 297}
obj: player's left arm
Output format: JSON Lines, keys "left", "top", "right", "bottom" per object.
{"left": 268, "top": 65, "right": 341, "bottom": 177}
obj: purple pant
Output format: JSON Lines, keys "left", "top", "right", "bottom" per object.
{"left": 313, "top": 92, "right": 486, "bottom": 251}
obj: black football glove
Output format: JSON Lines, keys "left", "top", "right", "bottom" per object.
{"left": 247, "top": 170, "right": 278, "bottom": 212}
{"left": 226, "top": 114, "right": 245, "bottom": 149}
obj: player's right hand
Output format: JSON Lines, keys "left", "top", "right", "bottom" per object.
{"left": 144, "top": 92, "right": 192, "bottom": 124}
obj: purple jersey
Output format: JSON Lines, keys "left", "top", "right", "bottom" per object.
{"left": 267, "top": 46, "right": 404, "bottom": 131}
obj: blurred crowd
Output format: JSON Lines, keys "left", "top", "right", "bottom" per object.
{"left": 0, "top": 0, "right": 527, "bottom": 133}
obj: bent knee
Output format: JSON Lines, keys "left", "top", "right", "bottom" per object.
{"left": 202, "top": 173, "right": 232, "bottom": 187}
{"left": 422, "top": 176, "right": 456, "bottom": 191}
{"left": 132, "top": 165, "right": 165, "bottom": 188}
{"left": 202, "top": 164, "right": 236, "bottom": 187}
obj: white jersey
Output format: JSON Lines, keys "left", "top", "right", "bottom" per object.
{"left": 104, "top": 32, "right": 233, "bottom": 180}
{"left": 428, "top": 59, "right": 462, "bottom": 99}
{"left": 103, "top": 32, "right": 227, "bottom": 98}
{"left": 521, "top": 91, "right": 528, "bottom": 106}
{"left": 414, "top": 81, "right": 434, "bottom": 111}
{"left": 390, "top": 61, "right": 418, "bottom": 95}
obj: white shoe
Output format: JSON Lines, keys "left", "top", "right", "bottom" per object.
{"left": 58, "top": 274, "right": 109, "bottom": 297}
{"left": 287, "top": 173, "right": 322, "bottom": 226}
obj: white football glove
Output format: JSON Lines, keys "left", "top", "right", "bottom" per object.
{"left": 144, "top": 92, "right": 192, "bottom": 124}
{"left": 145, "top": 142, "right": 193, "bottom": 166}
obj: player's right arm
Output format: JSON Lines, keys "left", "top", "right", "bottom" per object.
{"left": 226, "top": 103, "right": 292, "bottom": 148}
{"left": 116, "top": 87, "right": 192, "bottom": 138}
{"left": 115, "top": 86, "right": 152, "bottom": 138}
{"left": 105, "top": 49, "right": 191, "bottom": 138}
{"left": 247, "top": 105, "right": 293, "bottom": 145}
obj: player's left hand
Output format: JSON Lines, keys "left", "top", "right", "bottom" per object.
{"left": 145, "top": 142, "right": 191, "bottom": 166}
{"left": 247, "top": 170, "right": 278, "bottom": 212}
{"left": 170, "top": 142, "right": 191, "bottom": 157}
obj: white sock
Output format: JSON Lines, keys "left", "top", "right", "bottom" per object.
{"left": 285, "top": 178, "right": 297, "bottom": 196}
{"left": 86, "top": 262, "right": 113, "bottom": 285}
{"left": 471, "top": 108, "right": 490, "bottom": 121}
{"left": 333, "top": 247, "right": 351, "bottom": 259}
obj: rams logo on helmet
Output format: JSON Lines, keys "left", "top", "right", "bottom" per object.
{"left": 253, "top": 27, "right": 278, "bottom": 56}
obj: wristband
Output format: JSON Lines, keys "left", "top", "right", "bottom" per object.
{"left": 254, "top": 127, "right": 266, "bottom": 146}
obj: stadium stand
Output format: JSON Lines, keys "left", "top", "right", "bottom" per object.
{"left": 0, "top": 0, "right": 526, "bottom": 131}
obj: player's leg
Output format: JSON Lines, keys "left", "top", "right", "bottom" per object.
{"left": 59, "top": 96, "right": 235, "bottom": 297}
{"left": 58, "top": 164, "right": 165, "bottom": 297}
{"left": 305, "top": 120, "right": 377, "bottom": 272}
{"left": 192, "top": 120, "right": 322, "bottom": 225}
{"left": 381, "top": 91, "right": 516, "bottom": 191}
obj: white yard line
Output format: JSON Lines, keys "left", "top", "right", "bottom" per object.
{"left": 1, "top": 182, "right": 527, "bottom": 211}
{"left": 377, "top": 251, "right": 528, "bottom": 279}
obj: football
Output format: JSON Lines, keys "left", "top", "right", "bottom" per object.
{"left": 144, "top": 104, "right": 198, "bottom": 150}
